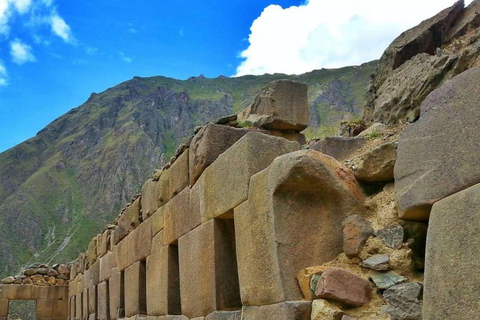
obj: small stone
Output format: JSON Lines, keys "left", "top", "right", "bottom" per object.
{"left": 37, "top": 267, "right": 48, "bottom": 275}
{"left": 56, "top": 278, "right": 66, "bottom": 285}
{"left": 1, "top": 276, "right": 15, "bottom": 284}
{"left": 47, "top": 269, "right": 59, "bottom": 277}
{"left": 369, "top": 271, "right": 407, "bottom": 290}
{"left": 52, "top": 263, "right": 60, "bottom": 269}
{"left": 362, "top": 254, "right": 391, "bottom": 271}
{"left": 14, "top": 278, "right": 22, "bottom": 284}
{"left": 342, "top": 215, "right": 374, "bottom": 258}
{"left": 24, "top": 268, "right": 37, "bottom": 276}
{"left": 376, "top": 223, "right": 404, "bottom": 249}
{"left": 57, "top": 264, "right": 70, "bottom": 274}
{"left": 57, "top": 273, "right": 69, "bottom": 280}
{"left": 311, "top": 299, "right": 346, "bottom": 320}
{"left": 31, "top": 275, "right": 45, "bottom": 285}
{"left": 383, "top": 282, "right": 423, "bottom": 320}
{"left": 49, "top": 276, "right": 57, "bottom": 286}
{"left": 314, "top": 268, "right": 372, "bottom": 307}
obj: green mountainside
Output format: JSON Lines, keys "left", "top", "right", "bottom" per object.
{"left": 0, "top": 61, "right": 376, "bottom": 277}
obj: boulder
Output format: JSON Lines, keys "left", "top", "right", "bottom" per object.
{"left": 383, "top": 282, "right": 422, "bottom": 320}
{"left": 309, "top": 137, "right": 367, "bottom": 162}
{"left": 447, "top": 0, "right": 480, "bottom": 41}
{"left": 314, "top": 268, "right": 372, "bottom": 307}
{"left": 189, "top": 124, "right": 248, "bottom": 186}
{"left": 235, "top": 150, "right": 364, "bottom": 306}
{"left": 141, "top": 179, "right": 158, "bottom": 220}
{"left": 238, "top": 80, "right": 309, "bottom": 131}
{"left": 423, "top": 183, "right": 480, "bottom": 319}
{"left": 395, "top": 67, "right": 480, "bottom": 220}
{"left": 342, "top": 215, "right": 374, "bottom": 258}
{"left": 350, "top": 142, "right": 397, "bottom": 182}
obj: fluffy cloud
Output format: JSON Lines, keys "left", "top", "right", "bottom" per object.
{"left": 0, "top": 60, "right": 8, "bottom": 86}
{"left": 50, "top": 13, "right": 74, "bottom": 43}
{"left": 236, "top": 0, "right": 474, "bottom": 76}
{"left": 10, "top": 38, "right": 35, "bottom": 64}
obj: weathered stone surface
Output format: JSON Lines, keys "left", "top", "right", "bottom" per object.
{"left": 156, "top": 168, "right": 171, "bottom": 208}
{"left": 151, "top": 206, "right": 165, "bottom": 236}
{"left": 163, "top": 187, "right": 201, "bottom": 245}
{"left": 296, "top": 266, "right": 330, "bottom": 301}
{"left": 114, "top": 218, "right": 152, "bottom": 271}
{"left": 235, "top": 150, "right": 364, "bottom": 306}
{"left": 369, "top": 271, "right": 407, "bottom": 290}
{"left": 238, "top": 80, "right": 309, "bottom": 131}
{"left": 311, "top": 299, "right": 345, "bottom": 320}
{"left": 113, "top": 198, "right": 141, "bottom": 244}
{"left": 98, "top": 281, "right": 109, "bottom": 320}
{"left": 342, "top": 215, "right": 374, "bottom": 258}
{"left": 169, "top": 149, "right": 189, "bottom": 197}
{"left": 314, "top": 268, "right": 372, "bottom": 307}
{"left": 395, "top": 67, "right": 480, "bottom": 220}
{"left": 179, "top": 219, "right": 241, "bottom": 318}
{"left": 357, "top": 123, "right": 387, "bottom": 137}
{"left": 189, "top": 123, "right": 248, "bottom": 186}
{"left": 376, "top": 224, "right": 404, "bottom": 249}
{"left": 202, "top": 132, "right": 300, "bottom": 222}
{"left": 75, "top": 293, "right": 82, "bottom": 320}
{"left": 350, "top": 142, "right": 397, "bottom": 182}
{"left": 447, "top": 0, "right": 480, "bottom": 41}
{"left": 383, "top": 282, "right": 422, "bottom": 320}
{"left": 109, "top": 267, "right": 123, "bottom": 320}
{"left": 87, "top": 236, "right": 99, "bottom": 267}
{"left": 84, "top": 259, "right": 100, "bottom": 289}
{"left": 1, "top": 277, "right": 14, "bottom": 284}
{"left": 142, "top": 179, "right": 158, "bottom": 220}
{"left": 147, "top": 232, "right": 181, "bottom": 316}
{"left": 309, "top": 137, "right": 367, "bottom": 162}
{"left": 424, "top": 183, "right": 480, "bottom": 319}
{"left": 205, "top": 310, "right": 242, "bottom": 320}
{"left": 362, "top": 254, "right": 391, "bottom": 271}
{"left": 125, "top": 261, "right": 147, "bottom": 317}
{"left": 99, "top": 251, "right": 116, "bottom": 282}
{"left": 0, "top": 299, "right": 8, "bottom": 317}
{"left": 242, "top": 301, "right": 312, "bottom": 320}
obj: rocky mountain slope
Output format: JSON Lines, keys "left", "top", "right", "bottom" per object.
{"left": 0, "top": 63, "right": 376, "bottom": 277}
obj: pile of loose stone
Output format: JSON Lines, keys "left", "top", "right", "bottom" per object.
{"left": 1, "top": 263, "right": 71, "bottom": 286}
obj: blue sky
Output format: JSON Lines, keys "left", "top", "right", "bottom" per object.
{"left": 0, "top": 0, "right": 469, "bottom": 152}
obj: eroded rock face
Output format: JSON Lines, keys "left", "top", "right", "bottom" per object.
{"left": 395, "top": 66, "right": 480, "bottom": 220}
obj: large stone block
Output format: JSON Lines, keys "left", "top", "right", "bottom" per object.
{"left": 98, "top": 281, "right": 109, "bottom": 320}
{"left": 151, "top": 206, "right": 165, "bottom": 236}
{"left": 241, "top": 301, "right": 311, "bottom": 320}
{"left": 37, "top": 299, "right": 54, "bottom": 317}
{"left": 239, "top": 80, "right": 309, "bottom": 131}
{"left": 99, "top": 251, "right": 116, "bottom": 282}
{"left": 142, "top": 179, "right": 159, "bottom": 220}
{"left": 202, "top": 132, "right": 300, "bottom": 222}
{"left": 115, "top": 218, "right": 152, "bottom": 271}
{"left": 163, "top": 187, "right": 201, "bottom": 245}
{"left": 125, "top": 261, "right": 147, "bottom": 317}
{"left": 75, "top": 293, "right": 82, "bottom": 320}
{"left": 98, "top": 229, "right": 111, "bottom": 257}
{"left": 87, "top": 236, "right": 98, "bottom": 267}
{"left": 88, "top": 286, "right": 96, "bottom": 315}
{"left": 309, "top": 137, "right": 367, "bottom": 161}
{"left": 53, "top": 299, "right": 69, "bottom": 318}
{"left": 147, "top": 232, "right": 181, "bottom": 316}
{"left": 205, "top": 310, "right": 242, "bottom": 320}
{"left": 424, "top": 183, "right": 480, "bottom": 319}
{"left": 0, "top": 299, "right": 8, "bottom": 317}
{"left": 179, "top": 219, "right": 241, "bottom": 318}
{"left": 189, "top": 124, "right": 248, "bottom": 186}
{"left": 69, "top": 297, "right": 75, "bottom": 320}
{"left": 395, "top": 67, "right": 480, "bottom": 220}
{"left": 235, "top": 150, "right": 364, "bottom": 306}
{"left": 108, "top": 267, "right": 123, "bottom": 320}
{"left": 156, "top": 168, "right": 171, "bottom": 208}
{"left": 82, "top": 289, "right": 88, "bottom": 319}
{"left": 169, "top": 149, "right": 189, "bottom": 197}
{"left": 84, "top": 259, "right": 100, "bottom": 289}
{"left": 113, "top": 198, "right": 141, "bottom": 245}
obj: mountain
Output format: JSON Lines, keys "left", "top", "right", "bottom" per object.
{"left": 0, "top": 62, "right": 376, "bottom": 277}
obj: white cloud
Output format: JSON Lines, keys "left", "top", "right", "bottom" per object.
{"left": 236, "top": 0, "right": 475, "bottom": 76}
{"left": 0, "top": 60, "right": 8, "bottom": 86}
{"left": 119, "top": 52, "right": 132, "bottom": 63}
{"left": 11, "top": 0, "right": 32, "bottom": 14}
{"left": 50, "top": 13, "right": 74, "bottom": 43}
{"left": 10, "top": 38, "right": 35, "bottom": 64}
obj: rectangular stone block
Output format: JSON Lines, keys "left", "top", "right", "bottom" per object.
{"left": 156, "top": 168, "right": 171, "bottom": 208}
{"left": 125, "top": 261, "right": 147, "bottom": 317}
{"left": 201, "top": 132, "right": 299, "bottom": 222}
{"left": 82, "top": 289, "right": 89, "bottom": 320}
{"left": 189, "top": 124, "right": 248, "bottom": 186}
{"left": 179, "top": 219, "right": 241, "bottom": 318}
{"left": 142, "top": 178, "right": 159, "bottom": 220}
{"left": 100, "top": 251, "right": 116, "bottom": 282}
{"left": 108, "top": 267, "right": 123, "bottom": 320}
{"left": 98, "top": 229, "right": 111, "bottom": 257}
{"left": 88, "top": 286, "right": 96, "bottom": 315}
{"left": 151, "top": 206, "right": 165, "bottom": 236}
{"left": 0, "top": 284, "right": 33, "bottom": 299}
{"left": 87, "top": 236, "right": 98, "bottom": 268}
{"left": 75, "top": 294, "right": 82, "bottom": 320}
{"left": 163, "top": 187, "right": 201, "bottom": 245}
{"left": 53, "top": 299, "right": 69, "bottom": 317}
{"left": 241, "top": 301, "right": 311, "bottom": 320}
{"left": 0, "top": 299, "right": 7, "bottom": 317}
{"left": 205, "top": 310, "right": 242, "bottom": 320}
{"left": 98, "top": 281, "right": 109, "bottom": 320}
{"left": 115, "top": 218, "right": 152, "bottom": 271}
{"left": 37, "top": 299, "right": 54, "bottom": 317}
{"left": 69, "top": 297, "right": 75, "bottom": 320}
{"left": 169, "top": 149, "right": 189, "bottom": 197}
{"left": 113, "top": 198, "right": 141, "bottom": 245}
{"left": 84, "top": 259, "right": 100, "bottom": 289}
{"left": 147, "top": 231, "right": 181, "bottom": 316}
{"left": 34, "top": 286, "right": 69, "bottom": 300}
